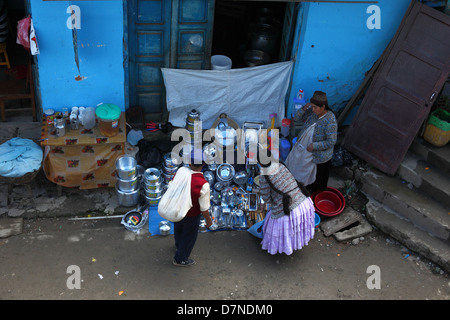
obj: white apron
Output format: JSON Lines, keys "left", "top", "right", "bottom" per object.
{"left": 285, "top": 123, "right": 316, "bottom": 185}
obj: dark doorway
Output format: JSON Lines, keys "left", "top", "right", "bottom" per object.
{"left": 212, "top": 0, "right": 287, "bottom": 68}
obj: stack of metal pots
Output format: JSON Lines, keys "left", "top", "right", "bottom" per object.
{"left": 162, "top": 152, "right": 180, "bottom": 183}
{"left": 142, "top": 168, "right": 165, "bottom": 207}
{"left": 115, "top": 155, "right": 140, "bottom": 207}
{"left": 186, "top": 109, "right": 201, "bottom": 143}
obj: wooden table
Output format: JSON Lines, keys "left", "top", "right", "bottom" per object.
{"left": 40, "top": 113, "right": 126, "bottom": 189}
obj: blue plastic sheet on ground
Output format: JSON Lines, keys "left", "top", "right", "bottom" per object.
{"left": 148, "top": 206, "right": 174, "bottom": 236}
{"left": 146, "top": 205, "right": 250, "bottom": 236}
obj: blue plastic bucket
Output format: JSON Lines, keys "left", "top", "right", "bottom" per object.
{"left": 314, "top": 212, "right": 321, "bottom": 227}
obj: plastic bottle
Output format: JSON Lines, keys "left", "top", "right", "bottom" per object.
{"left": 280, "top": 138, "right": 291, "bottom": 161}
{"left": 70, "top": 113, "right": 79, "bottom": 130}
{"left": 281, "top": 118, "right": 291, "bottom": 138}
{"left": 83, "top": 107, "right": 96, "bottom": 130}
{"left": 78, "top": 107, "right": 85, "bottom": 126}
{"left": 70, "top": 107, "right": 79, "bottom": 130}
{"left": 293, "top": 89, "right": 306, "bottom": 118}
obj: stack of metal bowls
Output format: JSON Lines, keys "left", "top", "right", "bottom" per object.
{"left": 142, "top": 168, "right": 164, "bottom": 206}
{"left": 162, "top": 152, "right": 180, "bottom": 184}
{"left": 186, "top": 109, "right": 201, "bottom": 143}
{"left": 115, "top": 155, "right": 140, "bottom": 207}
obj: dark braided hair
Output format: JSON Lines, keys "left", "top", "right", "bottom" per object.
{"left": 258, "top": 150, "right": 310, "bottom": 216}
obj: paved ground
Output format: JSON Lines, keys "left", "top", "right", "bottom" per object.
{"left": 0, "top": 120, "right": 448, "bottom": 302}
{"left": 0, "top": 215, "right": 448, "bottom": 301}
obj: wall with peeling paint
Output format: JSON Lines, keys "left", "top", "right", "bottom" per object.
{"left": 287, "top": 0, "right": 411, "bottom": 119}
{"left": 30, "top": 0, "right": 124, "bottom": 112}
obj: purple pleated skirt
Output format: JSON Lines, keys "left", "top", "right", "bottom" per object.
{"left": 261, "top": 197, "right": 315, "bottom": 255}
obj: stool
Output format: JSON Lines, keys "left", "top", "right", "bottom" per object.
{"left": 0, "top": 42, "right": 11, "bottom": 69}
{"left": 0, "top": 58, "right": 36, "bottom": 121}
{"left": 0, "top": 168, "right": 41, "bottom": 208}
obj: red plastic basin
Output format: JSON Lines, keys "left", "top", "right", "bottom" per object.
{"left": 314, "top": 190, "right": 341, "bottom": 212}
{"left": 313, "top": 187, "right": 345, "bottom": 217}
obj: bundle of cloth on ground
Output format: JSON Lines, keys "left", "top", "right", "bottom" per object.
{"left": 0, "top": 137, "right": 43, "bottom": 178}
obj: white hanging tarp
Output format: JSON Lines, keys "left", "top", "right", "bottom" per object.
{"left": 161, "top": 61, "right": 293, "bottom": 129}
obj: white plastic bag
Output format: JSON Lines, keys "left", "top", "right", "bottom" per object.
{"left": 157, "top": 166, "right": 192, "bottom": 222}
{"left": 285, "top": 123, "right": 317, "bottom": 185}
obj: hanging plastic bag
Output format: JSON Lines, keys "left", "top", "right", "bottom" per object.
{"left": 16, "top": 16, "right": 30, "bottom": 49}
{"left": 157, "top": 166, "right": 193, "bottom": 222}
{"left": 247, "top": 217, "right": 265, "bottom": 239}
{"left": 29, "top": 19, "right": 39, "bottom": 55}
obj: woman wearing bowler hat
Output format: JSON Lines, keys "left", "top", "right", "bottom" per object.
{"left": 285, "top": 91, "right": 337, "bottom": 193}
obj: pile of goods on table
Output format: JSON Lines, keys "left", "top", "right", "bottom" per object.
{"left": 116, "top": 109, "right": 272, "bottom": 233}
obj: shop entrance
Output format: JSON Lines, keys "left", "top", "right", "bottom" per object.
{"left": 126, "top": 0, "right": 297, "bottom": 123}
{"left": 212, "top": 0, "right": 292, "bottom": 68}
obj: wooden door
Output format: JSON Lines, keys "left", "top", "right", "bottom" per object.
{"left": 343, "top": 1, "right": 450, "bottom": 175}
{"left": 127, "top": 0, "right": 215, "bottom": 122}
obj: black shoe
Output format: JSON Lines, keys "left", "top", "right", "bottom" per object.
{"left": 173, "top": 258, "right": 196, "bottom": 267}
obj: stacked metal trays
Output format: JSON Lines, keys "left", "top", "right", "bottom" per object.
{"left": 142, "top": 168, "right": 164, "bottom": 206}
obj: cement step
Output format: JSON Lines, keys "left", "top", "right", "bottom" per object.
{"left": 398, "top": 150, "right": 450, "bottom": 209}
{"left": 409, "top": 138, "right": 450, "bottom": 176}
{"left": 365, "top": 196, "right": 450, "bottom": 272}
{"left": 360, "top": 169, "right": 450, "bottom": 241}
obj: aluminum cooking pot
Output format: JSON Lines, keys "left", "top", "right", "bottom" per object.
{"left": 116, "top": 176, "right": 139, "bottom": 192}
{"left": 159, "top": 220, "right": 171, "bottom": 236}
{"left": 143, "top": 168, "right": 161, "bottom": 185}
{"left": 142, "top": 180, "right": 163, "bottom": 191}
{"left": 162, "top": 164, "right": 178, "bottom": 175}
{"left": 163, "top": 152, "right": 181, "bottom": 168}
{"left": 144, "top": 188, "right": 164, "bottom": 199}
{"left": 115, "top": 183, "right": 140, "bottom": 207}
{"left": 143, "top": 193, "right": 162, "bottom": 207}
{"left": 115, "top": 155, "right": 137, "bottom": 180}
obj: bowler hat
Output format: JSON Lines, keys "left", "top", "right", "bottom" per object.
{"left": 310, "top": 91, "right": 328, "bottom": 108}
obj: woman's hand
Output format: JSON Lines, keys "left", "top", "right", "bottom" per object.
{"left": 201, "top": 210, "right": 213, "bottom": 228}
{"left": 303, "top": 103, "right": 312, "bottom": 111}
{"left": 307, "top": 143, "right": 313, "bottom": 152}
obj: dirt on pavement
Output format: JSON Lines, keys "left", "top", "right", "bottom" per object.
{"left": 0, "top": 216, "right": 448, "bottom": 301}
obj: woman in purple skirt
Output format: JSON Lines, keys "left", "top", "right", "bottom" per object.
{"left": 258, "top": 151, "right": 316, "bottom": 255}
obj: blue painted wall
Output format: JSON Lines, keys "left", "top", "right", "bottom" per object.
{"left": 29, "top": 0, "right": 412, "bottom": 118}
{"left": 30, "top": 0, "right": 124, "bottom": 112}
{"left": 287, "top": 0, "right": 412, "bottom": 118}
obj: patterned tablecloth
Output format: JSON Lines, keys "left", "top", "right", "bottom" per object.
{"left": 40, "top": 113, "right": 126, "bottom": 189}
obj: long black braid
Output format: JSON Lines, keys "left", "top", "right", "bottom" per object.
{"left": 263, "top": 162, "right": 311, "bottom": 216}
